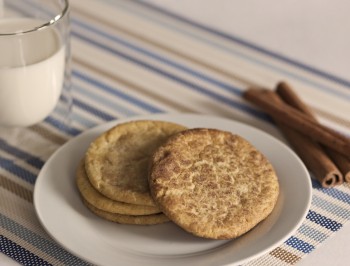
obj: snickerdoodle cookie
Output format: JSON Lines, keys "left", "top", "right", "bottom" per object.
{"left": 76, "top": 159, "right": 161, "bottom": 215}
{"left": 82, "top": 199, "right": 169, "bottom": 225}
{"left": 85, "top": 120, "right": 187, "bottom": 206}
{"left": 149, "top": 128, "right": 279, "bottom": 239}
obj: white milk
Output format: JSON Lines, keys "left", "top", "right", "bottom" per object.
{"left": 0, "top": 18, "right": 65, "bottom": 127}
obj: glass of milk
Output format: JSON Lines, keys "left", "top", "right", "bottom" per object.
{"left": 0, "top": 0, "right": 71, "bottom": 130}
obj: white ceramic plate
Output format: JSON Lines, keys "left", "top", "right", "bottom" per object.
{"left": 34, "top": 113, "right": 312, "bottom": 266}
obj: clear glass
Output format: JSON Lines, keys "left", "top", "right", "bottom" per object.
{"left": 0, "top": 0, "right": 71, "bottom": 130}
{"left": 0, "top": 0, "right": 72, "bottom": 162}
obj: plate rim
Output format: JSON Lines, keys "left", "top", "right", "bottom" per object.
{"left": 34, "top": 113, "right": 312, "bottom": 266}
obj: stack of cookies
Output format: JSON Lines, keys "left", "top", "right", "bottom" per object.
{"left": 76, "top": 120, "right": 187, "bottom": 225}
{"left": 76, "top": 120, "right": 280, "bottom": 239}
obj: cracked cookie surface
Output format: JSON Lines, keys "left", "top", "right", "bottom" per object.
{"left": 85, "top": 120, "right": 187, "bottom": 206}
{"left": 149, "top": 128, "right": 279, "bottom": 239}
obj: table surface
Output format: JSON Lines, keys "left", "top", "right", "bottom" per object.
{"left": 142, "top": 1, "right": 350, "bottom": 265}
{"left": 1, "top": 0, "right": 349, "bottom": 265}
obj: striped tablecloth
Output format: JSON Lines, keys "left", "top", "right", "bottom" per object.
{"left": 1, "top": 0, "right": 350, "bottom": 265}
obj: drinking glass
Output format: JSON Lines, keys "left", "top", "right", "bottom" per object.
{"left": 0, "top": 0, "right": 72, "bottom": 156}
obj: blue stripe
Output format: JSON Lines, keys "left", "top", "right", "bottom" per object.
{"left": 44, "top": 117, "right": 81, "bottom": 136}
{"left": 285, "top": 236, "right": 314, "bottom": 253}
{"left": 73, "top": 84, "right": 138, "bottom": 117}
{"left": 54, "top": 102, "right": 97, "bottom": 129}
{"left": 13, "top": 0, "right": 241, "bottom": 102}
{"left": 0, "top": 2, "right": 156, "bottom": 135}
{"left": 312, "top": 179, "right": 350, "bottom": 205}
{"left": 4, "top": 2, "right": 115, "bottom": 134}
{"left": 0, "top": 214, "right": 88, "bottom": 265}
{"left": 10, "top": 0, "right": 350, "bottom": 137}
{"left": 73, "top": 70, "right": 163, "bottom": 113}
{"left": 0, "top": 235, "right": 52, "bottom": 266}
{"left": 0, "top": 157, "right": 36, "bottom": 184}
{"left": 298, "top": 224, "right": 328, "bottom": 243}
{"left": 105, "top": 0, "right": 350, "bottom": 101}
{"left": 70, "top": 113, "right": 98, "bottom": 129}
{"left": 17, "top": 0, "right": 350, "bottom": 97}
{"left": 73, "top": 32, "right": 268, "bottom": 121}
{"left": 131, "top": 0, "right": 350, "bottom": 90}
{"left": 312, "top": 195, "right": 350, "bottom": 220}
{"left": 306, "top": 210, "right": 342, "bottom": 231}
{"left": 58, "top": 83, "right": 137, "bottom": 128}
{"left": 44, "top": 111, "right": 83, "bottom": 137}
{"left": 72, "top": 18, "right": 242, "bottom": 96}
{"left": 7, "top": 0, "right": 163, "bottom": 117}
{"left": 73, "top": 98, "right": 116, "bottom": 121}
{"left": 0, "top": 140, "right": 44, "bottom": 169}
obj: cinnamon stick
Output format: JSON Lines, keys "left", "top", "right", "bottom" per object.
{"left": 243, "top": 88, "right": 350, "bottom": 158}
{"left": 276, "top": 82, "right": 350, "bottom": 183}
{"left": 259, "top": 90, "right": 342, "bottom": 187}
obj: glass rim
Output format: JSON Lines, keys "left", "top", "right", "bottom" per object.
{"left": 0, "top": 0, "right": 69, "bottom": 36}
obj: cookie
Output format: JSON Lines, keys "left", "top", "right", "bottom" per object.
{"left": 149, "top": 128, "right": 279, "bottom": 239}
{"left": 76, "top": 159, "right": 161, "bottom": 215}
{"left": 83, "top": 199, "right": 169, "bottom": 225}
{"left": 85, "top": 120, "right": 187, "bottom": 206}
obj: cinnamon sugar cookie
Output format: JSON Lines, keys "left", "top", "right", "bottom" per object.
{"left": 149, "top": 128, "right": 279, "bottom": 239}
{"left": 83, "top": 199, "right": 169, "bottom": 225}
{"left": 76, "top": 159, "right": 161, "bottom": 215}
{"left": 85, "top": 120, "right": 187, "bottom": 206}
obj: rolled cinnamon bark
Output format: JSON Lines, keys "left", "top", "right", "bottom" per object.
{"left": 326, "top": 150, "right": 350, "bottom": 183}
{"left": 276, "top": 82, "right": 350, "bottom": 183}
{"left": 243, "top": 88, "right": 350, "bottom": 158}
{"left": 261, "top": 90, "right": 342, "bottom": 187}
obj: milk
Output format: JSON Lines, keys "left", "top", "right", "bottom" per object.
{"left": 0, "top": 18, "right": 65, "bottom": 127}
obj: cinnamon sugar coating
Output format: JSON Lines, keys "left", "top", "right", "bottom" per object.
{"left": 149, "top": 128, "right": 279, "bottom": 239}
{"left": 85, "top": 120, "right": 187, "bottom": 206}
